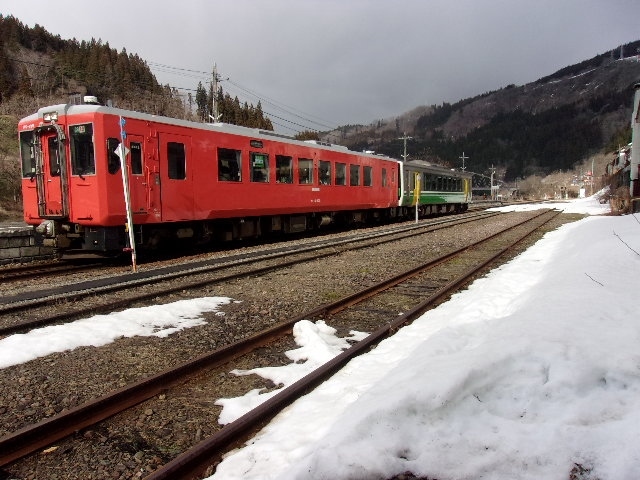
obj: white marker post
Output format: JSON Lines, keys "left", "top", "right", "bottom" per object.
{"left": 116, "top": 116, "right": 137, "bottom": 272}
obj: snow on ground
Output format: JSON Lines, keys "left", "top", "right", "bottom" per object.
{"left": 208, "top": 194, "right": 640, "bottom": 480}
{"left": 2, "top": 193, "right": 639, "bottom": 479}
{"left": 0, "top": 297, "right": 231, "bottom": 369}
{"left": 487, "top": 196, "right": 611, "bottom": 215}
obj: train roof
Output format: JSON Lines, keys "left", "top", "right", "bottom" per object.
{"left": 20, "top": 102, "right": 473, "bottom": 178}
{"left": 20, "top": 102, "right": 397, "bottom": 162}
{"left": 404, "top": 159, "right": 473, "bottom": 179}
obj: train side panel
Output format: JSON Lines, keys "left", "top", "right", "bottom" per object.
{"left": 398, "top": 161, "right": 472, "bottom": 212}
{"left": 181, "top": 130, "right": 399, "bottom": 220}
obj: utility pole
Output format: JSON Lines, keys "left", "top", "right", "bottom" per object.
{"left": 489, "top": 165, "right": 496, "bottom": 200}
{"left": 211, "top": 63, "right": 220, "bottom": 122}
{"left": 398, "top": 133, "right": 413, "bottom": 161}
{"left": 459, "top": 151, "right": 469, "bottom": 171}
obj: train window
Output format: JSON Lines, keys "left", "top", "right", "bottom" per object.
{"left": 319, "top": 161, "right": 331, "bottom": 185}
{"left": 107, "top": 138, "right": 120, "bottom": 174}
{"left": 48, "top": 136, "right": 61, "bottom": 177}
{"left": 218, "top": 148, "right": 242, "bottom": 182}
{"left": 350, "top": 164, "right": 360, "bottom": 186}
{"left": 363, "top": 166, "right": 372, "bottom": 187}
{"left": 298, "top": 158, "right": 313, "bottom": 184}
{"left": 436, "top": 177, "right": 443, "bottom": 191}
{"left": 382, "top": 168, "right": 388, "bottom": 187}
{"left": 276, "top": 155, "right": 293, "bottom": 183}
{"left": 130, "top": 142, "right": 143, "bottom": 175}
{"left": 19, "top": 131, "right": 35, "bottom": 178}
{"left": 335, "top": 162, "right": 346, "bottom": 185}
{"left": 70, "top": 123, "right": 96, "bottom": 176}
{"left": 251, "top": 152, "right": 269, "bottom": 183}
{"left": 167, "top": 142, "right": 186, "bottom": 180}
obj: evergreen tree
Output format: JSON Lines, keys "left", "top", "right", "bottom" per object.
{"left": 295, "top": 130, "right": 320, "bottom": 141}
{"left": 195, "top": 82, "right": 208, "bottom": 121}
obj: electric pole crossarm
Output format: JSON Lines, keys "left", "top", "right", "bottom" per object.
{"left": 459, "top": 152, "right": 469, "bottom": 171}
{"left": 398, "top": 133, "right": 413, "bottom": 161}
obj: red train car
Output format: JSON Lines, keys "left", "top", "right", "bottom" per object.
{"left": 18, "top": 97, "right": 402, "bottom": 252}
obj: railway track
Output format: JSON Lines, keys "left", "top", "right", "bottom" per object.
{"left": 0, "top": 260, "right": 105, "bottom": 283}
{"left": 0, "top": 209, "right": 561, "bottom": 478}
{"left": 0, "top": 210, "right": 499, "bottom": 336}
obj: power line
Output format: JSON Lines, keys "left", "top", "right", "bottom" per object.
{"left": 223, "top": 78, "right": 338, "bottom": 131}
{"left": 7, "top": 53, "right": 340, "bottom": 135}
{"left": 145, "top": 59, "right": 340, "bottom": 132}
{"left": 146, "top": 61, "right": 209, "bottom": 76}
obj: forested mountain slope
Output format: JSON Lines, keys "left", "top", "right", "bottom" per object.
{"left": 330, "top": 41, "right": 640, "bottom": 181}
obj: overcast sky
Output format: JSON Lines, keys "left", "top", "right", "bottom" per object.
{"left": 2, "top": 0, "right": 640, "bottom": 133}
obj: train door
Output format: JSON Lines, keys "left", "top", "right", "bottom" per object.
{"left": 158, "top": 132, "right": 193, "bottom": 221}
{"left": 35, "top": 128, "right": 68, "bottom": 218}
{"left": 397, "top": 164, "right": 405, "bottom": 203}
{"left": 125, "top": 135, "right": 147, "bottom": 214}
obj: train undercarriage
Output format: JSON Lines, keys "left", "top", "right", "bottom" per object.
{"left": 35, "top": 202, "right": 468, "bottom": 254}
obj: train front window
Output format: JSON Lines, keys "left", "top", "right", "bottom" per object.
{"left": 19, "top": 131, "right": 35, "bottom": 178}
{"left": 70, "top": 123, "right": 96, "bottom": 175}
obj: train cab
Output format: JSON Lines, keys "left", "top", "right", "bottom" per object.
{"left": 19, "top": 97, "right": 136, "bottom": 251}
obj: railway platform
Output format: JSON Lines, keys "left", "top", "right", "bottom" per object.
{"left": 0, "top": 222, "right": 55, "bottom": 265}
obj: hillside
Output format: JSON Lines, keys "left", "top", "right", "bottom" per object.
{"left": 326, "top": 41, "right": 640, "bottom": 184}
{"left": 0, "top": 15, "right": 272, "bottom": 219}
{"left": 0, "top": 14, "right": 274, "bottom": 125}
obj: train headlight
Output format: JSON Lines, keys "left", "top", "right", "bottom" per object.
{"left": 43, "top": 112, "right": 58, "bottom": 122}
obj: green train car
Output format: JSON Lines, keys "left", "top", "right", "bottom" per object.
{"left": 398, "top": 160, "right": 472, "bottom": 215}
